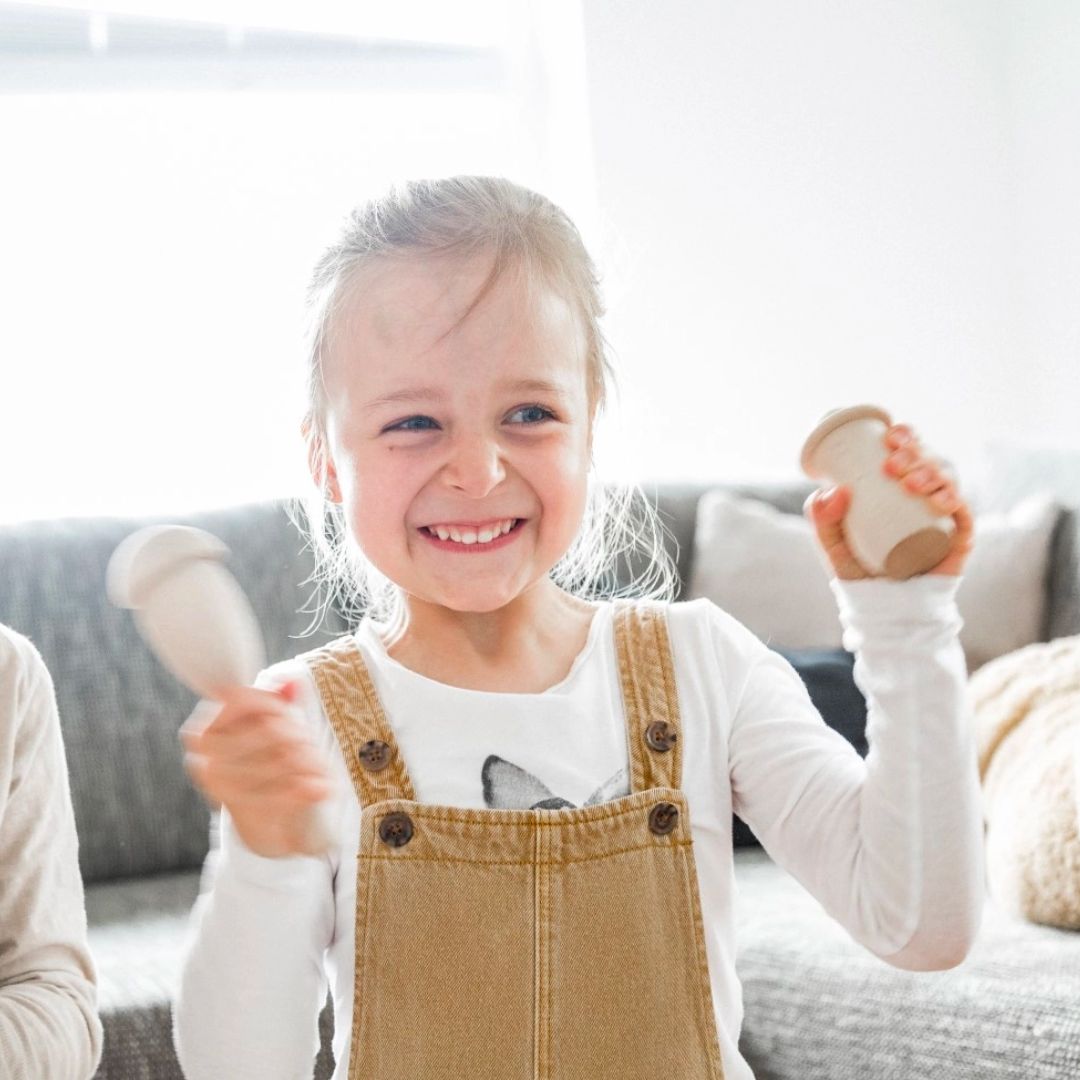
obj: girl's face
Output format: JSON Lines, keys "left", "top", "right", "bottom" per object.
{"left": 319, "top": 253, "right": 593, "bottom": 616}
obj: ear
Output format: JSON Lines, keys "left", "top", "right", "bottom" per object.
{"left": 302, "top": 420, "right": 341, "bottom": 502}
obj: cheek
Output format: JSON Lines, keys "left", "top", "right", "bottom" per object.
{"left": 553, "top": 437, "right": 592, "bottom": 491}
{"left": 341, "top": 456, "right": 414, "bottom": 532}
{"left": 538, "top": 447, "right": 590, "bottom": 525}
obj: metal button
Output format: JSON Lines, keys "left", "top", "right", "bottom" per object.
{"left": 644, "top": 720, "right": 677, "bottom": 752}
{"left": 358, "top": 739, "right": 392, "bottom": 772}
{"left": 379, "top": 811, "right": 413, "bottom": 847}
{"left": 648, "top": 802, "right": 679, "bottom": 836}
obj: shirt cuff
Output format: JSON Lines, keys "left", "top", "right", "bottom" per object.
{"left": 829, "top": 573, "right": 963, "bottom": 633}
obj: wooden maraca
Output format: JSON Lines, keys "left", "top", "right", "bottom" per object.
{"left": 106, "top": 524, "right": 333, "bottom": 855}
{"left": 800, "top": 404, "right": 957, "bottom": 580}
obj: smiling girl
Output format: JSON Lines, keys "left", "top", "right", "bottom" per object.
{"left": 174, "top": 176, "right": 981, "bottom": 1080}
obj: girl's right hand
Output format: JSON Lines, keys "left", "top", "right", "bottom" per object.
{"left": 179, "top": 680, "right": 333, "bottom": 858}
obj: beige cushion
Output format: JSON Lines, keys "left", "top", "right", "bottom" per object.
{"left": 687, "top": 490, "right": 1061, "bottom": 674}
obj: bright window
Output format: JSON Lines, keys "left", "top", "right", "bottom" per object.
{"left": 1, "top": 0, "right": 596, "bottom": 522}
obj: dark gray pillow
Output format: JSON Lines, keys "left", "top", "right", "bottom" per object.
{"left": 732, "top": 647, "right": 867, "bottom": 848}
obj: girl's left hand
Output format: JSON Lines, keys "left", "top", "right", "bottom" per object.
{"left": 803, "top": 422, "right": 975, "bottom": 581}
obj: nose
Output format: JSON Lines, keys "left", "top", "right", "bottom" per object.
{"left": 441, "top": 430, "right": 508, "bottom": 496}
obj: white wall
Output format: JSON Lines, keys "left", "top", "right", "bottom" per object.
{"left": 1007, "top": 1, "right": 1080, "bottom": 442}
{"left": 579, "top": 0, "right": 1079, "bottom": 496}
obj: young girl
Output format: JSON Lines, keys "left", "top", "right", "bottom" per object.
{"left": 173, "top": 176, "right": 982, "bottom": 1080}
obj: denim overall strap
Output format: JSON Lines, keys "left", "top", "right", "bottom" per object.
{"left": 293, "top": 632, "right": 415, "bottom": 805}
{"left": 297, "top": 604, "right": 726, "bottom": 1079}
{"left": 612, "top": 598, "right": 684, "bottom": 794}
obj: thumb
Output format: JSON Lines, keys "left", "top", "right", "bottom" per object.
{"left": 275, "top": 678, "right": 300, "bottom": 703}
{"left": 804, "top": 485, "right": 851, "bottom": 536}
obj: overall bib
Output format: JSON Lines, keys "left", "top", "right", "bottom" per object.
{"left": 298, "top": 599, "right": 727, "bottom": 1079}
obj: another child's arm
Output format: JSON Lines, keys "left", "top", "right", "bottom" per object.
{"left": 173, "top": 668, "right": 337, "bottom": 1080}
{"left": 0, "top": 628, "right": 103, "bottom": 1080}
{"left": 725, "top": 573, "right": 984, "bottom": 971}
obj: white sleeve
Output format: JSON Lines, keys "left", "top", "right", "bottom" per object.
{"left": 0, "top": 635, "right": 103, "bottom": 1080}
{"left": 172, "top": 667, "right": 336, "bottom": 1080}
{"left": 725, "top": 574, "right": 985, "bottom": 971}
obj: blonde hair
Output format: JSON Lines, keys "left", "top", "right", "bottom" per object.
{"left": 286, "top": 175, "right": 679, "bottom": 637}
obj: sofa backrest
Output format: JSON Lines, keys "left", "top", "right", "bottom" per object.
{"left": 1, "top": 481, "right": 1075, "bottom": 882}
{"left": 638, "top": 479, "right": 1080, "bottom": 644}
{"left": 0, "top": 499, "right": 347, "bottom": 884}
{"left": 630, "top": 480, "right": 820, "bottom": 599}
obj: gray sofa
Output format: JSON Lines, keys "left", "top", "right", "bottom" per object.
{"left": 2, "top": 479, "right": 1079, "bottom": 1079}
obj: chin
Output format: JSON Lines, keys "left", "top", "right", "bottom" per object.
{"left": 418, "top": 580, "right": 540, "bottom": 614}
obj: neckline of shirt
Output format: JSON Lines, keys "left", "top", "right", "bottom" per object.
{"left": 356, "top": 600, "right": 614, "bottom": 699}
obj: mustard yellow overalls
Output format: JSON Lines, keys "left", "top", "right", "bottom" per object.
{"left": 298, "top": 598, "right": 727, "bottom": 1079}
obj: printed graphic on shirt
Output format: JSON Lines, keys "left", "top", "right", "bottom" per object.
{"left": 481, "top": 755, "right": 630, "bottom": 809}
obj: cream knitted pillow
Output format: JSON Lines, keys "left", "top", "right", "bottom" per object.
{"left": 686, "top": 490, "right": 1061, "bottom": 674}
{"left": 967, "top": 634, "right": 1080, "bottom": 929}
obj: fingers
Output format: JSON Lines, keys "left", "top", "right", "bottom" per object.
{"left": 183, "top": 738, "right": 329, "bottom": 807}
{"left": 804, "top": 484, "right": 850, "bottom": 524}
{"left": 953, "top": 501, "right": 975, "bottom": 540}
{"left": 899, "top": 459, "right": 961, "bottom": 511}
{"left": 188, "top": 724, "right": 325, "bottom": 789}
{"left": 179, "top": 696, "right": 222, "bottom": 740}
{"left": 187, "top": 706, "right": 306, "bottom": 758}
{"left": 884, "top": 423, "right": 915, "bottom": 447}
{"left": 179, "top": 683, "right": 329, "bottom": 806}
{"left": 802, "top": 485, "right": 870, "bottom": 580}
{"left": 881, "top": 425, "right": 964, "bottom": 515}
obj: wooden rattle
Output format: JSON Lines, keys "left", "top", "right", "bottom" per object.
{"left": 106, "top": 524, "right": 333, "bottom": 855}
{"left": 800, "top": 404, "right": 957, "bottom": 580}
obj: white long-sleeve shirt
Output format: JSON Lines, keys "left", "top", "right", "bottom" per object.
{"left": 0, "top": 624, "right": 103, "bottom": 1080}
{"left": 173, "top": 575, "right": 985, "bottom": 1080}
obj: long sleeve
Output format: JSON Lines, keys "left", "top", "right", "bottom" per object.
{"left": 172, "top": 669, "right": 337, "bottom": 1080}
{"left": 727, "top": 573, "right": 985, "bottom": 971}
{"left": 0, "top": 628, "right": 103, "bottom": 1080}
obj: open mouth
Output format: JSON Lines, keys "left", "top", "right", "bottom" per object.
{"left": 419, "top": 518, "right": 526, "bottom": 551}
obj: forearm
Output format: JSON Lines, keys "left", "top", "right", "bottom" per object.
{"left": 0, "top": 972, "right": 102, "bottom": 1080}
{"left": 173, "top": 810, "right": 334, "bottom": 1080}
{"left": 832, "top": 575, "right": 985, "bottom": 968}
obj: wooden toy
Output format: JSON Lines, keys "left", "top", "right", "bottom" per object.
{"left": 106, "top": 525, "right": 332, "bottom": 855}
{"left": 800, "top": 404, "right": 956, "bottom": 579}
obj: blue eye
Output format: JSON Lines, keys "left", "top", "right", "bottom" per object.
{"left": 384, "top": 405, "right": 555, "bottom": 433}
{"left": 389, "top": 416, "right": 437, "bottom": 432}
{"left": 510, "top": 404, "right": 556, "bottom": 425}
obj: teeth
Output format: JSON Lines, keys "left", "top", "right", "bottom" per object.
{"left": 429, "top": 518, "right": 517, "bottom": 544}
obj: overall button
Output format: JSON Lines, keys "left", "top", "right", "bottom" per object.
{"left": 645, "top": 720, "right": 677, "bottom": 752}
{"left": 379, "top": 811, "right": 414, "bottom": 847}
{"left": 358, "top": 739, "right": 392, "bottom": 771}
{"left": 648, "top": 802, "right": 679, "bottom": 835}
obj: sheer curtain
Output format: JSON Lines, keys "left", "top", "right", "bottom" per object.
{"left": 1, "top": 0, "right": 597, "bottom": 523}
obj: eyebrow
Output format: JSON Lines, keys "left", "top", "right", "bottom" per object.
{"left": 363, "top": 378, "right": 571, "bottom": 412}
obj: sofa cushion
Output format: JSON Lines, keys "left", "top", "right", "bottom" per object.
{"left": 687, "top": 489, "right": 1063, "bottom": 673}
{"left": 619, "top": 480, "right": 818, "bottom": 598}
{"left": 87, "top": 871, "right": 200, "bottom": 1079}
{"left": 732, "top": 845, "right": 1080, "bottom": 1079}
{"left": 0, "top": 499, "right": 348, "bottom": 883}
{"left": 971, "top": 441, "right": 1080, "bottom": 643}
{"left": 86, "top": 870, "right": 336, "bottom": 1079}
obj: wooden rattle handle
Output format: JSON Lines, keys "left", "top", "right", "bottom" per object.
{"left": 108, "top": 525, "right": 334, "bottom": 856}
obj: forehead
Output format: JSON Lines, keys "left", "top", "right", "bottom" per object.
{"left": 324, "top": 252, "right": 586, "bottom": 398}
